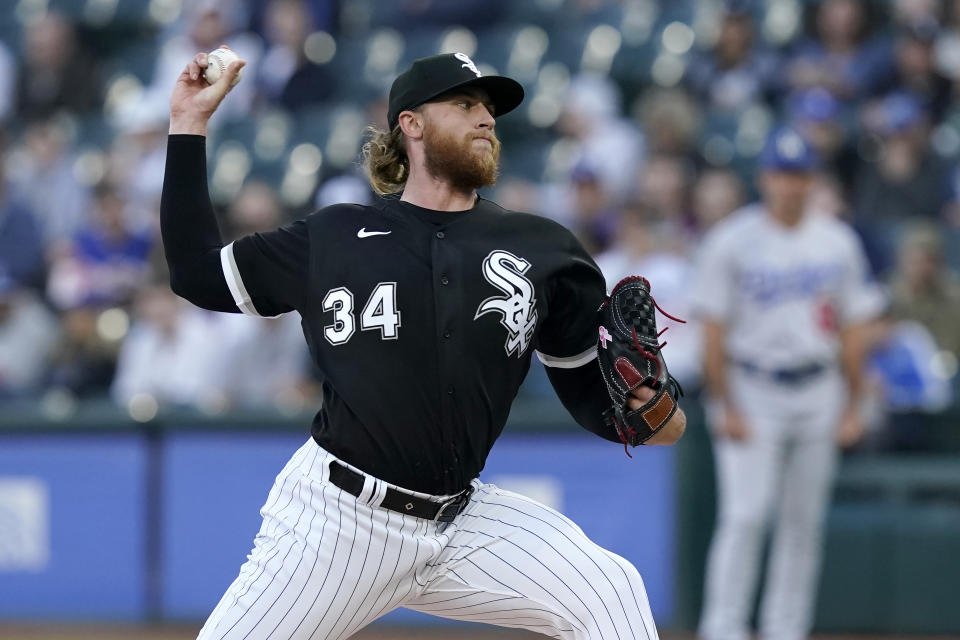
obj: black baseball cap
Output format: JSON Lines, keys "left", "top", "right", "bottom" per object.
{"left": 387, "top": 53, "right": 525, "bottom": 130}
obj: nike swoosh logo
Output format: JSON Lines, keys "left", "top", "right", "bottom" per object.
{"left": 357, "top": 228, "right": 392, "bottom": 238}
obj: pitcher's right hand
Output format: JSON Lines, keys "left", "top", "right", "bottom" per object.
{"left": 169, "top": 47, "right": 245, "bottom": 136}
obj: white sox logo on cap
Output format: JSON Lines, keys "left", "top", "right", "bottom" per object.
{"left": 454, "top": 52, "right": 482, "bottom": 77}
{"left": 387, "top": 53, "right": 523, "bottom": 129}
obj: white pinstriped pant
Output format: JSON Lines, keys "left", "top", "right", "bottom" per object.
{"left": 197, "top": 439, "right": 659, "bottom": 640}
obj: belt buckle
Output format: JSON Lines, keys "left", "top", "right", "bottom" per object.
{"left": 433, "top": 486, "right": 473, "bottom": 523}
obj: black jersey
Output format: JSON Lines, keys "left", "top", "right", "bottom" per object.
{"left": 161, "top": 135, "right": 617, "bottom": 495}
{"left": 221, "top": 196, "right": 604, "bottom": 493}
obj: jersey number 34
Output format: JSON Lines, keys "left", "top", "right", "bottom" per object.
{"left": 322, "top": 282, "right": 401, "bottom": 345}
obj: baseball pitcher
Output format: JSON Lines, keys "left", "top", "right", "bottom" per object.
{"left": 162, "top": 49, "right": 686, "bottom": 640}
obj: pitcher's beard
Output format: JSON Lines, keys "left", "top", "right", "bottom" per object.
{"left": 423, "top": 125, "right": 501, "bottom": 192}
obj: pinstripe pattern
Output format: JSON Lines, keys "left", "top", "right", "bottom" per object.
{"left": 197, "top": 439, "right": 659, "bottom": 640}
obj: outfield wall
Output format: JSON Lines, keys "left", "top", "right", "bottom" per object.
{"left": 1, "top": 400, "right": 959, "bottom": 634}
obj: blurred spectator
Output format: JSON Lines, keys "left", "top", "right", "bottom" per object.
{"left": 491, "top": 178, "right": 542, "bottom": 217}
{"left": 934, "top": 0, "right": 960, "bottom": 81}
{"left": 378, "top": 0, "right": 506, "bottom": 31}
{"left": 853, "top": 93, "right": 951, "bottom": 274}
{"left": 114, "top": 182, "right": 313, "bottom": 412}
{"left": 867, "top": 319, "right": 953, "bottom": 449}
{"left": 0, "top": 39, "right": 15, "bottom": 122}
{"left": 109, "top": 98, "right": 170, "bottom": 229}
{"left": 594, "top": 201, "right": 701, "bottom": 389}
{"left": 0, "top": 273, "right": 58, "bottom": 398}
{"left": 112, "top": 286, "right": 232, "bottom": 409}
{"left": 875, "top": 19, "right": 952, "bottom": 123}
{"left": 637, "top": 154, "right": 695, "bottom": 251}
{"left": 218, "top": 180, "right": 315, "bottom": 410}
{"left": 868, "top": 222, "right": 959, "bottom": 447}
{"left": 227, "top": 180, "right": 285, "bottom": 238}
{"left": 807, "top": 172, "right": 852, "bottom": 219}
{"left": 8, "top": 118, "right": 92, "bottom": 250}
{"left": 47, "top": 183, "right": 153, "bottom": 310}
{"left": 565, "top": 164, "right": 619, "bottom": 255}
{"left": 891, "top": 0, "right": 941, "bottom": 27}
{"left": 854, "top": 92, "right": 952, "bottom": 273}
{"left": 257, "top": 0, "right": 335, "bottom": 111}
{"left": 0, "top": 138, "right": 46, "bottom": 292}
{"left": 217, "top": 313, "right": 314, "bottom": 409}
{"left": 685, "top": 3, "right": 779, "bottom": 112}
{"left": 147, "top": 0, "right": 263, "bottom": 125}
{"left": 788, "top": 88, "right": 859, "bottom": 193}
{"left": 690, "top": 167, "right": 746, "bottom": 235}
{"left": 46, "top": 304, "right": 118, "bottom": 397}
{"left": 887, "top": 224, "right": 960, "bottom": 358}
{"left": 784, "top": 0, "right": 891, "bottom": 101}
{"left": 635, "top": 88, "right": 701, "bottom": 156}
{"left": 556, "top": 72, "right": 644, "bottom": 201}
{"left": 315, "top": 172, "right": 373, "bottom": 208}
{"left": 15, "top": 12, "right": 102, "bottom": 119}
{"left": 248, "top": 0, "right": 337, "bottom": 36}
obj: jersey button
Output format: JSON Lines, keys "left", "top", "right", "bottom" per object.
{"left": 447, "top": 387, "right": 454, "bottom": 395}
{"left": 443, "top": 331, "right": 451, "bottom": 339}
{"left": 440, "top": 275, "right": 449, "bottom": 285}
{"left": 436, "top": 231, "right": 445, "bottom": 239}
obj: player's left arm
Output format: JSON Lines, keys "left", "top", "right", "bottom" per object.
{"left": 544, "top": 363, "right": 686, "bottom": 445}
{"left": 537, "top": 234, "right": 685, "bottom": 447}
{"left": 836, "top": 319, "right": 872, "bottom": 446}
{"left": 835, "top": 229, "right": 888, "bottom": 446}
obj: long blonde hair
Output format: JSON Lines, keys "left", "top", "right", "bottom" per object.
{"left": 361, "top": 124, "right": 409, "bottom": 195}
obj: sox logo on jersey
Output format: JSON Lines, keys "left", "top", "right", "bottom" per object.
{"left": 475, "top": 250, "right": 538, "bottom": 357}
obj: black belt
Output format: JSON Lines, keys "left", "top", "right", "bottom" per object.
{"left": 328, "top": 460, "right": 473, "bottom": 523}
{"left": 734, "top": 360, "right": 826, "bottom": 385}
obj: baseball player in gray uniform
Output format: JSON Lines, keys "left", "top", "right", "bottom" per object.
{"left": 692, "top": 128, "right": 884, "bottom": 640}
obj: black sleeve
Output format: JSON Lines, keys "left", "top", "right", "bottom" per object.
{"left": 160, "top": 134, "right": 236, "bottom": 312}
{"left": 227, "top": 221, "right": 309, "bottom": 316}
{"left": 161, "top": 135, "right": 309, "bottom": 316}
{"left": 546, "top": 362, "right": 621, "bottom": 443}
{"left": 535, "top": 231, "right": 607, "bottom": 362}
{"left": 537, "top": 229, "right": 619, "bottom": 442}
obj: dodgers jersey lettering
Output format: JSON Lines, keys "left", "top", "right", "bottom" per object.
{"left": 220, "top": 196, "right": 605, "bottom": 495}
{"left": 692, "top": 204, "right": 884, "bottom": 369}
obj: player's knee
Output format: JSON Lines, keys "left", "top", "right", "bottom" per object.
{"left": 720, "top": 505, "right": 769, "bottom": 536}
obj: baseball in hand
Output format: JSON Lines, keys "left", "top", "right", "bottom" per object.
{"left": 204, "top": 47, "right": 242, "bottom": 86}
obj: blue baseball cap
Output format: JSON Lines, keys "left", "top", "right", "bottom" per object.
{"left": 759, "top": 127, "right": 819, "bottom": 173}
{"left": 878, "top": 91, "right": 924, "bottom": 134}
{"left": 789, "top": 88, "right": 840, "bottom": 123}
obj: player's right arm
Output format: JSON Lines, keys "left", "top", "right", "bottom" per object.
{"left": 693, "top": 223, "right": 750, "bottom": 440}
{"left": 162, "top": 52, "right": 307, "bottom": 316}
{"left": 702, "top": 319, "right": 749, "bottom": 440}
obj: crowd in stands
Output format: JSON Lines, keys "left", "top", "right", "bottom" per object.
{"left": 1, "top": 0, "right": 959, "bottom": 449}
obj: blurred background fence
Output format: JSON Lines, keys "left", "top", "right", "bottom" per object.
{"left": 2, "top": 398, "right": 960, "bottom": 634}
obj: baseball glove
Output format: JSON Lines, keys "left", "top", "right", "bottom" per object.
{"left": 597, "top": 276, "right": 683, "bottom": 454}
